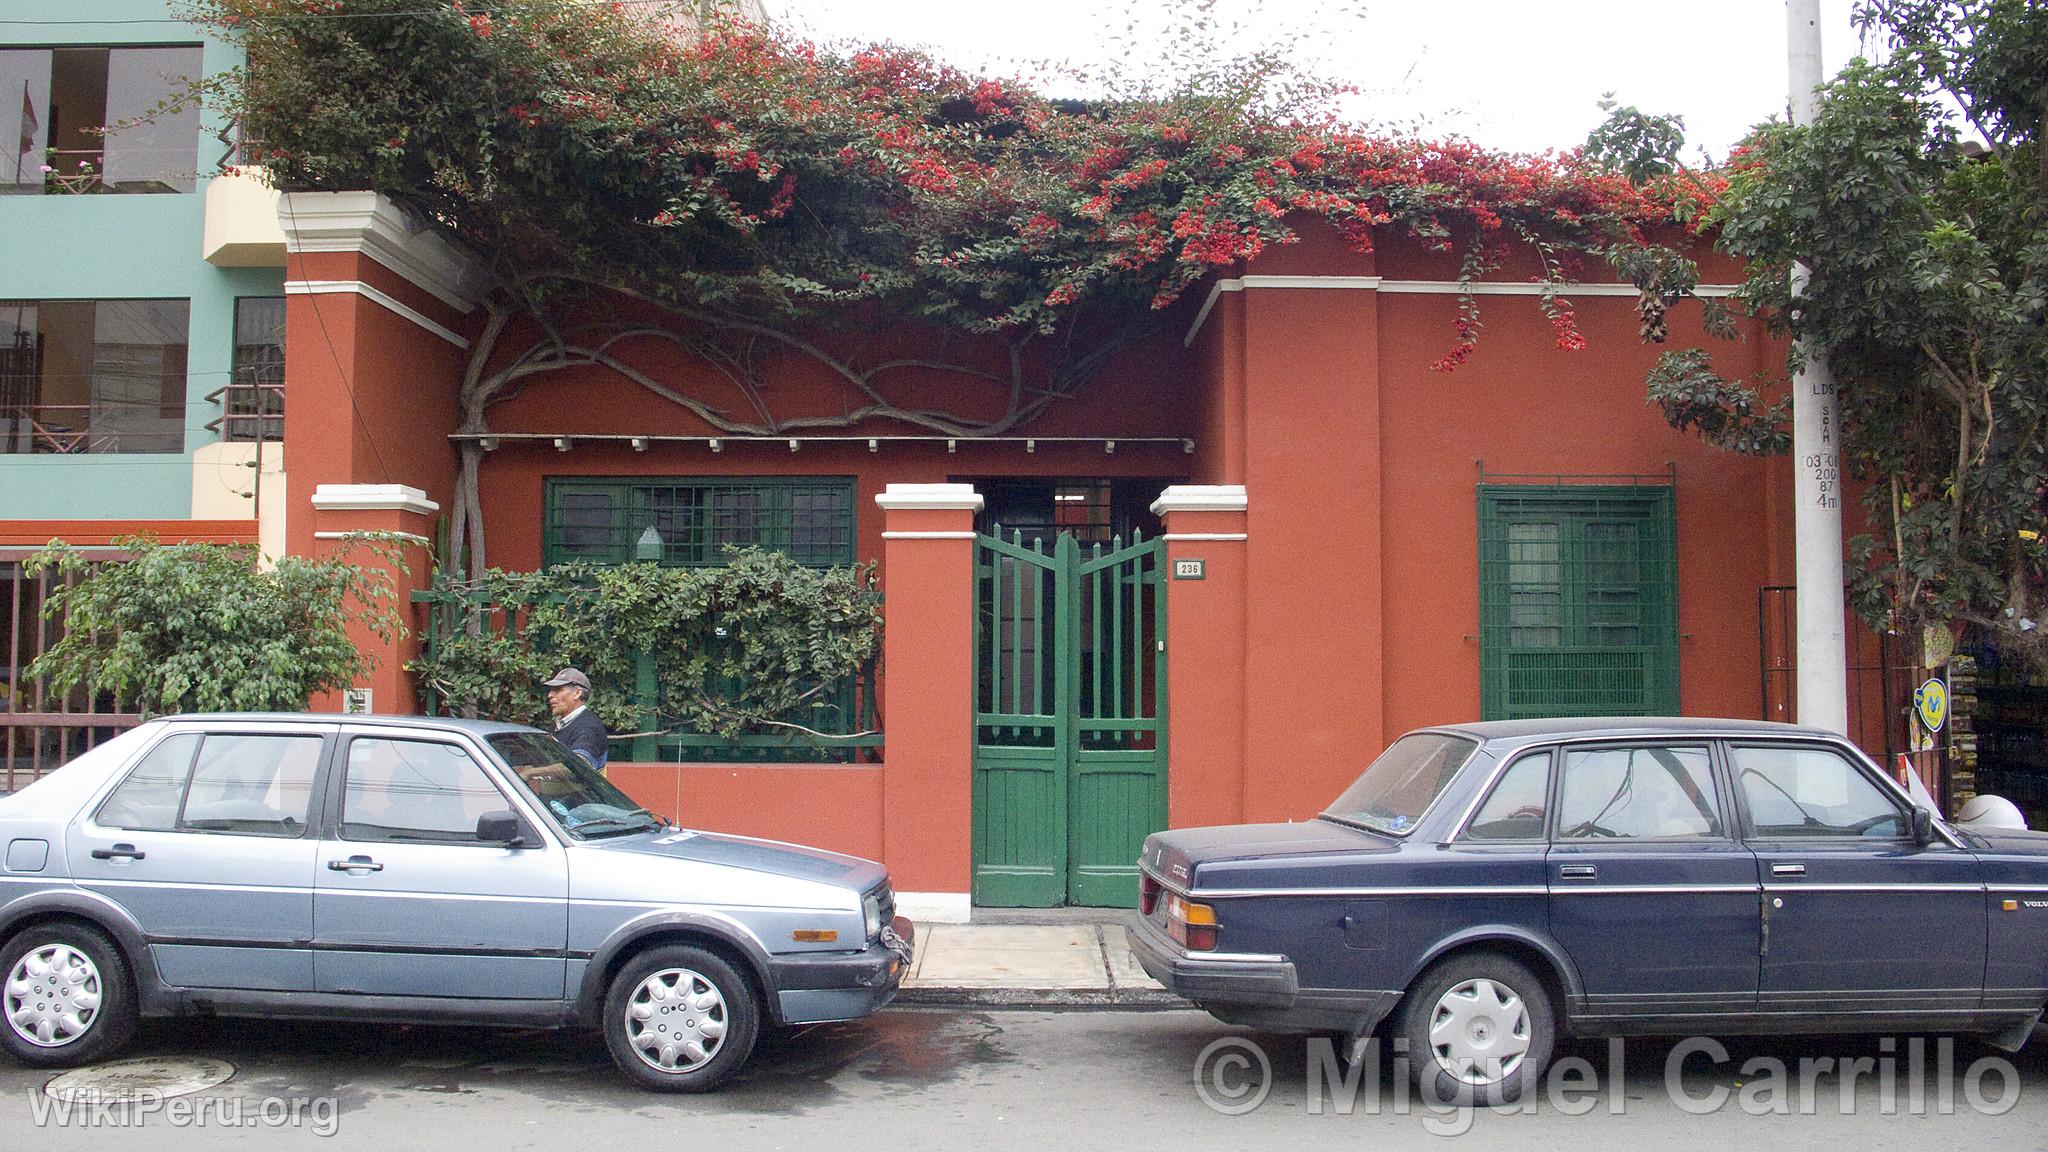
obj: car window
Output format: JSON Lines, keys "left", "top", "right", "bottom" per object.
{"left": 1323, "top": 733, "right": 1478, "bottom": 835}
{"left": 341, "top": 738, "right": 510, "bottom": 844}
{"left": 1732, "top": 745, "right": 1906, "bottom": 839}
{"left": 96, "top": 732, "right": 200, "bottom": 831}
{"left": 1463, "top": 752, "right": 1552, "bottom": 841}
{"left": 488, "top": 732, "right": 659, "bottom": 837}
{"left": 1558, "top": 745, "right": 1723, "bottom": 840}
{"left": 178, "top": 734, "right": 322, "bottom": 836}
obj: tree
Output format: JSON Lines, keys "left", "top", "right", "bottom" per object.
{"left": 26, "top": 536, "right": 400, "bottom": 716}
{"left": 194, "top": 0, "right": 1711, "bottom": 575}
{"left": 1638, "top": 0, "right": 2048, "bottom": 662}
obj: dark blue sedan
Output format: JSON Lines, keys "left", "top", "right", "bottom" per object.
{"left": 1128, "top": 718, "right": 2048, "bottom": 1105}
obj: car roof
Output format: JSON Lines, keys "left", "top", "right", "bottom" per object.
{"left": 154, "top": 713, "right": 541, "bottom": 737}
{"left": 1421, "top": 716, "right": 1846, "bottom": 748}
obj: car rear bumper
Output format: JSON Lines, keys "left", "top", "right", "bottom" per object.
{"left": 1125, "top": 911, "right": 1298, "bottom": 1007}
{"left": 768, "top": 915, "right": 915, "bottom": 1024}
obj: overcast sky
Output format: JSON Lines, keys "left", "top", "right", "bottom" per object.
{"left": 768, "top": 0, "right": 1871, "bottom": 159}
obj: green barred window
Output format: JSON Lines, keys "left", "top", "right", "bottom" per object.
{"left": 543, "top": 477, "right": 856, "bottom": 567}
{"left": 1477, "top": 485, "right": 1678, "bottom": 720}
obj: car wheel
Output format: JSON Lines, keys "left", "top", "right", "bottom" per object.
{"left": 1395, "top": 952, "right": 1554, "bottom": 1107}
{"left": 0, "top": 923, "right": 137, "bottom": 1068}
{"left": 601, "top": 944, "right": 759, "bottom": 1092}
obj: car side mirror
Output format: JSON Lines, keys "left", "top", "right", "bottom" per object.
{"left": 477, "top": 810, "right": 532, "bottom": 848}
{"left": 1911, "top": 806, "right": 1935, "bottom": 847}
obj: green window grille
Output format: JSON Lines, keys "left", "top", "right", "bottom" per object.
{"left": 1478, "top": 485, "right": 1678, "bottom": 720}
{"left": 543, "top": 477, "right": 856, "bottom": 567}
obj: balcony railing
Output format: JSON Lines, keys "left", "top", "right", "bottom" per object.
{"left": 205, "top": 381, "right": 284, "bottom": 443}
{"left": 0, "top": 403, "right": 183, "bottom": 455}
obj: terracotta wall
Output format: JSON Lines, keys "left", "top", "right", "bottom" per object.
{"left": 1172, "top": 223, "right": 1814, "bottom": 823}
{"left": 467, "top": 321, "right": 1201, "bottom": 575}
{"left": 278, "top": 206, "right": 1875, "bottom": 878}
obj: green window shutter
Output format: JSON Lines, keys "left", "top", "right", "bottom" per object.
{"left": 543, "top": 477, "right": 856, "bottom": 568}
{"left": 1478, "top": 485, "right": 1678, "bottom": 720}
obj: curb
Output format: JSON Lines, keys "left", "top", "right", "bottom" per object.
{"left": 894, "top": 985, "right": 1191, "bottom": 1010}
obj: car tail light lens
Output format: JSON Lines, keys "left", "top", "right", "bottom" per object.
{"left": 1164, "top": 892, "right": 1218, "bottom": 951}
{"left": 1139, "top": 873, "right": 1160, "bottom": 915}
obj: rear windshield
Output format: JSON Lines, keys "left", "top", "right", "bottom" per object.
{"left": 1322, "top": 733, "right": 1479, "bottom": 836}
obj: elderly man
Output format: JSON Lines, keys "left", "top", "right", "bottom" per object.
{"left": 542, "top": 667, "right": 611, "bottom": 770}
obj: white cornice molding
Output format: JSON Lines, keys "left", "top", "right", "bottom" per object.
{"left": 875, "top": 483, "right": 985, "bottom": 512}
{"left": 311, "top": 484, "right": 441, "bottom": 517}
{"left": 1151, "top": 485, "right": 1248, "bottom": 516}
{"left": 1183, "top": 274, "right": 1742, "bottom": 346}
{"left": 315, "top": 529, "right": 432, "bottom": 546}
{"left": 279, "top": 190, "right": 484, "bottom": 313}
{"left": 287, "top": 280, "right": 470, "bottom": 349}
{"left": 1376, "top": 280, "right": 1740, "bottom": 297}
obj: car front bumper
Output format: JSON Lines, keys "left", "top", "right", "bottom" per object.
{"left": 768, "top": 915, "right": 915, "bottom": 1025}
{"left": 1125, "top": 911, "right": 1298, "bottom": 1007}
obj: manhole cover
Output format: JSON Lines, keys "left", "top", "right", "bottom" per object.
{"left": 44, "top": 1056, "right": 235, "bottom": 1101}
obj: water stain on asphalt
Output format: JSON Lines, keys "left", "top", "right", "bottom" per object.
{"left": 120, "top": 1008, "right": 1013, "bottom": 1116}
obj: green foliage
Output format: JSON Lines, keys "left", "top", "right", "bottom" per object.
{"left": 25, "top": 535, "right": 399, "bottom": 716}
{"left": 410, "top": 547, "right": 882, "bottom": 737}
{"left": 1645, "top": 349, "right": 1792, "bottom": 455}
{"left": 1642, "top": 0, "right": 2048, "bottom": 656}
{"left": 1585, "top": 94, "right": 1688, "bottom": 183}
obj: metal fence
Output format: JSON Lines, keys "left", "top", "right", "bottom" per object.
{"left": 0, "top": 557, "right": 141, "bottom": 792}
{"left": 1757, "top": 585, "right": 1914, "bottom": 764}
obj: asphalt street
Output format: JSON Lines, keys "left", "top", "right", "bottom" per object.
{"left": 9, "top": 1008, "right": 2048, "bottom": 1151}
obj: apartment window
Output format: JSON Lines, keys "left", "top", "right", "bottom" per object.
{"left": 544, "top": 477, "right": 857, "bottom": 567}
{"left": 0, "top": 45, "right": 203, "bottom": 194}
{"left": 0, "top": 299, "right": 189, "bottom": 454}
{"left": 219, "top": 297, "right": 284, "bottom": 442}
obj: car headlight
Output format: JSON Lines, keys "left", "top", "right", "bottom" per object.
{"left": 863, "top": 892, "right": 883, "bottom": 941}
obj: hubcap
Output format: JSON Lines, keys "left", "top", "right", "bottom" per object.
{"left": 1427, "top": 977, "right": 1530, "bottom": 1086}
{"left": 5, "top": 944, "right": 103, "bottom": 1049}
{"left": 624, "top": 967, "right": 728, "bottom": 1074}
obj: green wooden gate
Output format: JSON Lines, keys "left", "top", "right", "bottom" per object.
{"left": 972, "top": 529, "right": 1167, "bottom": 907}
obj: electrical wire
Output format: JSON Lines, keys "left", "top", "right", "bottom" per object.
{"left": 278, "top": 192, "right": 396, "bottom": 485}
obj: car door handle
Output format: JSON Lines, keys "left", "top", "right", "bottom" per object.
{"left": 1770, "top": 863, "right": 1806, "bottom": 877}
{"left": 1559, "top": 864, "right": 1598, "bottom": 879}
{"left": 328, "top": 856, "right": 384, "bottom": 873}
{"left": 89, "top": 844, "right": 144, "bottom": 861}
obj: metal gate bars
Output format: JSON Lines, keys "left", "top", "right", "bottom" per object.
{"left": 971, "top": 529, "right": 1166, "bottom": 907}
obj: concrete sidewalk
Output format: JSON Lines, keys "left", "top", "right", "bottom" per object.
{"left": 896, "top": 922, "right": 1186, "bottom": 1007}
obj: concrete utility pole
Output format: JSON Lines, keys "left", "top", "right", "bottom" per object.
{"left": 1788, "top": 0, "right": 1848, "bottom": 734}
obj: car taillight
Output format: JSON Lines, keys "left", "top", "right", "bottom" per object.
{"left": 1164, "top": 892, "right": 1218, "bottom": 951}
{"left": 1140, "top": 873, "right": 1160, "bottom": 915}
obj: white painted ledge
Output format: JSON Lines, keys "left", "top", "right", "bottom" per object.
{"left": 1151, "top": 484, "right": 1248, "bottom": 516}
{"left": 875, "top": 483, "right": 985, "bottom": 512}
{"left": 894, "top": 892, "right": 973, "bottom": 925}
{"left": 286, "top": 280, "right": 469, "bottom": 349}
{"left": 310, "top": 483, "right": 440, "bottom": 517}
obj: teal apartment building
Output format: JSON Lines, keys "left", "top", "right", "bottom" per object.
{"left": 1, "top": 0, "right": 288, "bottom": 779}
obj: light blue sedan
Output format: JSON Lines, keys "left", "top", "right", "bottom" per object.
{"left": 0, "top": 714, "right": 913, "bottom": 1091}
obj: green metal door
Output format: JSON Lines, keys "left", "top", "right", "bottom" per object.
{"left": 972, "top": 529, "right": 1167, "bottom": 907}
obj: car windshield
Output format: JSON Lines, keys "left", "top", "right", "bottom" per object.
{"left": 487, "top": 732, "right": 661, "bottom": 839}
{"left": 1322, "top": 733, "right": 1479, "bottom": 835}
